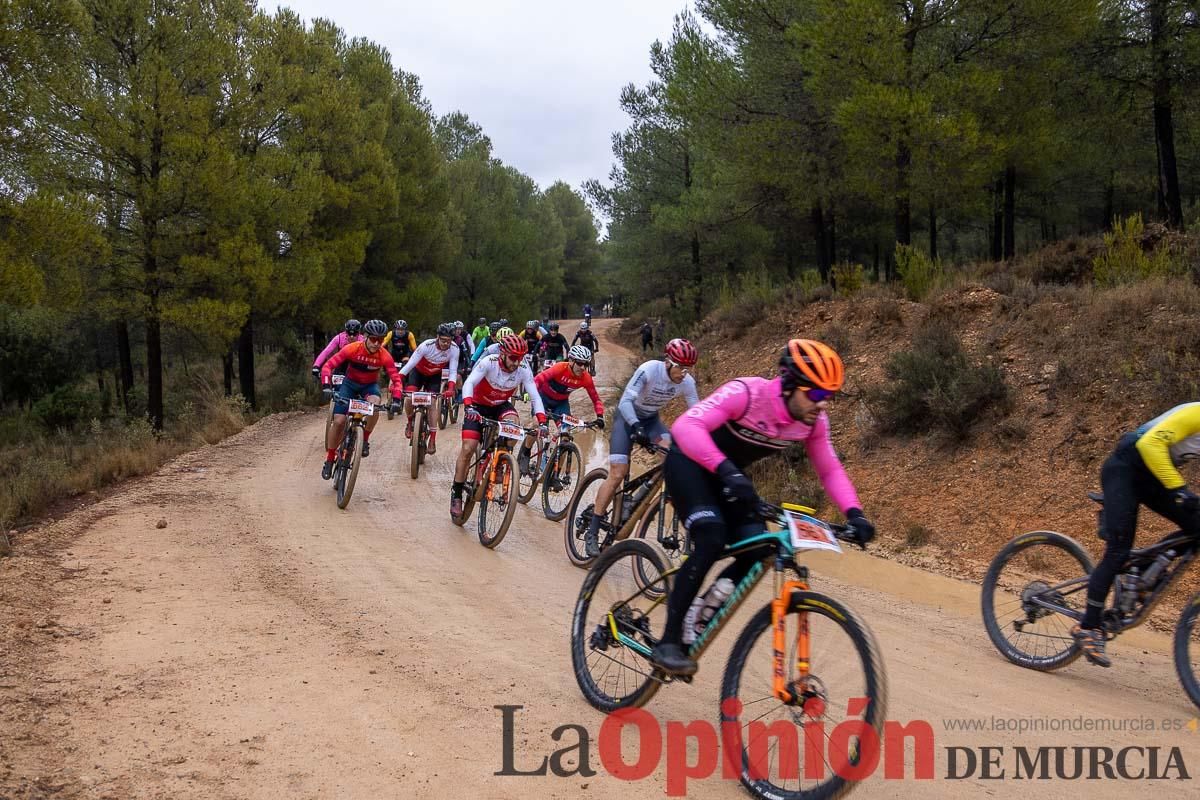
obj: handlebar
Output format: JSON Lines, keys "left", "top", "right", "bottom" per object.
{"left": 744, "top": 498, "right": 865, "bottom": 549}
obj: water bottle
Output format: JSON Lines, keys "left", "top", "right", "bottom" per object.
{"left": 683, "top": 578, "right": 735, "bottom": 645}
{"left": 1139, "top": 551, "right": 1174, "bottom": 590}
{"left": 1117, "top": 570, "right": 1140, "bottom": 614}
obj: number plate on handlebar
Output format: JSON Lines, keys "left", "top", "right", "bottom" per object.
{"left": 498, "top": 421, "right": 524, "bottom": 440}
{"left": 411, "top": 392, "right": 433, "bottom": 407}
{"left": 560, "top": 414, "right": 583, "bottom": 427}
{"left": 331, "top": 374, "right": 345, "bottom": 386}
{"left": 347, "top": 399, "right": 374, "bottom": 416}
{"left": 441, "top": 369, "right": 451, "bottom": 380}
{"left": 786, "top": 511, "right": 842, "bottom": 554}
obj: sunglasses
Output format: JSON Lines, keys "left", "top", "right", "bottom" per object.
{"left": 802, "top": 387, "right": 836, "bottom": 402}
{"left": 366, "top": 336, "right": 384, "bottom": 344}
{"left": 570, "top": 360, "right": 588, "bottom": 368}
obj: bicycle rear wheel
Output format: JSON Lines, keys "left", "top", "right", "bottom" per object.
{"left": 1173, "top": 592, "right": 1200, "bottom": 710}
{"left": 721, "top": 591, "right": 887, "bottom": 800}
{"left": 981, "top": 531, "right": 1094, "bottom": 671}
{"left": 409, "top": 409, "right": 425, "bottom": 479}
{"left": 517, "top": 436, "right": 545, "bottom": 505}
{"left": 634, "top": 494, "right": 684, "bottom": 598}
{"left": 478, "top": 451, "right": 518, "bottom": 549}
{"left": 438, "top": 398, "right": 449, "bottom": 430}
{"left": 336, "top": 426, "right": 363, "bottom": 509}
{"left": 571, "top": 539, "right": 669, "bottom": 711}
{"left": 564, "top": 468, "right": 608, "bottom": 568}
{"left": 542, "top": 442, "right": 582, "bottom": 522}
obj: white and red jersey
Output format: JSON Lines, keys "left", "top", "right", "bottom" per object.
{"left": 464, "top": 354, "right": 545, "bottom": 417}
{"left": 399, "top": 338, "right": 460, "bottom": 386}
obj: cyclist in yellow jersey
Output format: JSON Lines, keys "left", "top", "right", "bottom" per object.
{"left": 1074, "top": 402, "right": 1200, "bottom": 666}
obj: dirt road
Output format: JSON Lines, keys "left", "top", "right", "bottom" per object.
{"left": 3, "top": 318, "right": 1198, "bottom": 799}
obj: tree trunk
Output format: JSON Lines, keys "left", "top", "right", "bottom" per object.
{"left": 146, "top": 313, "right": 163, "bottom": 431}
{"left": 826, "top": 206, "right": 837, "bottom": 266}
{"left": 928, "top": 203, "right": 938, "bottom": 261}
{"left": 223, "top": 351, "right": 234, "bottom": 397}
{"left": 894, "top": 141, "right": 912, "bottom": 247}
{"left": 691, "top": 231, "right": 702, "bottom": 319}
{"left": 1003, "top": 164, "right": 1016, "bottom": 260}
{"left": 1103, "top": 171, "right": 1115, "bottom": 229}
{"left": 238, "top": 318, "right": 256, "bottom": 409}
{"left": 991, "top": 177, "right": 1004, "bottom": 261}
{"left": 873, "top": 241, "right": 881, "bottom": 281}
{"left": 116, "top": 320, "right": 134, "bottom": 414}
{"left": 312, "top": 326, "right": 323, "bottom": 360}
{"left": 1150, "top": 0, "right": 1184, "bottom": 229}
{"left": 812, "top": 203, "right": 830, "bottom": 282}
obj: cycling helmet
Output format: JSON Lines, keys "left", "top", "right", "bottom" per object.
{"left": 548, "top": 322, "right": 560, "bottom": 331}
{"left": 436, "top": 322, "right": 454, "bottom": 337}
{"left": 394, "top": 319, "right": 407, "bottom": 330}
{"left": 363, "top": 319, "right": 387, "bottom": 338}
{"left": 578, "top": 321, "right": 589, "bottom": 331}
{"left": 664, "top": 338, "right": 698, "bottom": 367}
{"left": 569, "top": 345, "right": 593, "bottom": 363}
{"left": 345, "top": 319, "right": 362, "bottom": 335}
{"left": 477, "top": 317, "right": 487, "bottom": 325}
{"left": 489, "top": 321, "right": 503, "bottom": 335}
{"left": 498, "top": 318, "right": 509, "bottom": 326}
{"left": 526, "top": 320, "right": 538, "bottom": 329}
{"left": 453, "top": 320, "right": 464, "bottom": 330}
{"left": 499, "top": 334, "right": 528, "bottom": 358}
{"left": 779, "top": 339, "right": 844, "bottom": 392}
{"left": 496, "top": 326, "right": 515, "bottom": 339}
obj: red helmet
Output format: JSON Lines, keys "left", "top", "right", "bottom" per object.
{"left": 664, "top": 338, "right": 698, "bottom": 367}
{"left": 499, "top": 334, "right": 528, "bottom": 358}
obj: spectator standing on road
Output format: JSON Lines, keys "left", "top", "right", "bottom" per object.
{"left": 640, "top": 321, "right": 654, "bottom": 353}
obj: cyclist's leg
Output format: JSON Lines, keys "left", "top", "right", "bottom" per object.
{"left": 1082, "top": 438, "right": 1142, "bottom": 629}
{"left": 592, "top": 417, "right": 634, "bottom": 521}
{"left": 325, "top": 380, "right": 358, "bottom": 452}
{"left": 644, "top": 415, "right": 671, "bottom": 449}
{"left": 363, "top": 393, "right": 382, "bottom": 436}
{"left": 454, "top": 409, "right": 486, "bottom": 484}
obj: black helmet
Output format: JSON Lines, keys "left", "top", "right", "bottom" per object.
{"left": 489, "top": 321, "right": 503, "bottom": 335}
{"left": 477, "top": 317, "right": 487, "bottom": 325}
{"left": 363, "top": 319, "right": 387, "bottom": 338}
{"left": 345, "top": 319, "right": 362, "bottom": 335}
{"left": 549, "top": 322, "right": 560, "bottom": 331}
{"left": 394, "top": 319, "right": 407, "bottom": 330}
{"left": 436, "top": 322, "right": 454, "bottom": 337}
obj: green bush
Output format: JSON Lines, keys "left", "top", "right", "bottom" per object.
{"left": 1093, "top": 213, "right": 1180, "bottom": 286}
{"left": 869, "top": 322, "right": 1011, "bottom": 441}
{"left": 895, "top": 244, "right": 946, "bottom": 301}
{"left": 713, "top": 272, "right": 776, "bottom": 338}
{"left": 798, "top": 269, "right": 823, "bottom": 298}
{"left": 832, "top": 262, "right": 867, "bottom": 296}
{"left": 31, "top": 383, "right": 101, "bottom": 432}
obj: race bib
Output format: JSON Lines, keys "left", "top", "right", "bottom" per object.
{"left": 786, "top": 511, "right": 842, "bottom": 554}
{"left": 331, "top": 374, "right": 345, "bottom": 386}
{"left": 411, "top": 392, "right": 433, "bottom": 407}
{"left": 561, "top": 414, "right": 583, "bottom": 428}
{"left": 347, "top": 399, "right": 374, "bottom": 416}
{"left": 441, "top": 369, "right": 451, "bottom": 380}
{"left": 498, "top": 420, "right": 524, "bottom": 440}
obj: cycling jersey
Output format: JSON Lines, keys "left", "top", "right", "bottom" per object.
{"left": 1134, "top": 403, "right": 1200, "bottom": 489}
{"left": 399, "top": 338, "right": 460, "bottom": 386}
{"left": 539, "top": 333, "right": 569, "bottom": 360}
{"left": 313, "top": 332, "right": 362, "bottom": 368}
{"left": 618, "top": 360, "right": 699, "bottom": 426}
{"left": 471, "top": 325, "right": 490, "bottom": 345}
{"left": 471, "top": 337, "right": 496, "bottom": 364}
{"left": 671, "top": 376, "right": 859, "bottom": 513}
{"left": 321, "top": 341, "right": 403, "bottom": 397}
{"left": 386, "top": 330, "right": 417, "bottom": 363}
{"left": 453, "top": 334, "right": 473, "bottom": 373}
{"left": 534, "top": 361, "right": 604, "bottom": 416}
{"left": 572, "top": 331, "right": 599, "bottom": 353}
{"left": 463, "top": 354, "right": 545, "bottom": 419}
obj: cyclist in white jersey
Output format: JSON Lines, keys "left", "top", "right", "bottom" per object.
{"left": 585, "top": 339, "right": 700, "bottom": 556}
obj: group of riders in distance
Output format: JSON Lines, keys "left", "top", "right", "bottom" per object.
{"left": 306, "top": 304, "right": 1200, "bottom": 798}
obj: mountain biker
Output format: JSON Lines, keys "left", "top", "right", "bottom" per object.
{"left": 312, "top": 319, "right": 363, "bottom": 376}
{"left": 471, "top": 318, "right": 490, "bottom": 347}
{"left": 523, "top": 320, "right": 543, "bottom": 372}
{"left": 1072, "top": 403, "right": 1200, "bottom": 667}
{"left": 452, "top": 321, "right": 473, "bottom": 388}
{"left": 319, "top": 319, "right": 402, "bottom": 479}
{"left": 451, "top": 334, "right": 547, "bottom": 519}
{"left": 520, "top": 345, "right": 606, "bottom": 475}
{"left": 583, "top": 303, "right": 593, "bottom": 322}
{"left": 648, "top": 339, "right": 875, "bottom": 676}
{"left": 585, "top": 338, "right": 701, "bottom": 557}
{"left": 539, "top": 323, "right": 569, "bottom": 365}
{"left": 386, "top": 320, "right": 417, "bottom": 367}
{"left": 572, "top": 322, "right": 599, "bottom": 356}
{"left": 453, "top": 320, "right": 474, "bottom": 352}
{"left": 640, "top": 321, "right": 653, "bottom": 353}
{"left": 398, "top": 323, "right": 460, "bottom": 455}
{"left": 472, "top": 322, "right": 507, "bottom": 364}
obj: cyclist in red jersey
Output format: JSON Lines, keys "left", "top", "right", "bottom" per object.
{"left": 520, "top": 345, "right": 605, "bottom": 474}
{"left": 319, "top": 320, "right": 403, "bottom": 479}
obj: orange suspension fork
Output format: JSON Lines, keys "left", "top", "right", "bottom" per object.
{"left": 772, "top": 577, "right": 809, "bottom": 703}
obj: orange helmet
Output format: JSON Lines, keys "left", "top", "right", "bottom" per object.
{"left": 779, "top": 339, "right": 844, "bottom": 392}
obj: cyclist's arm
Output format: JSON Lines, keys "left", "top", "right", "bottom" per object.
{"left": 618, "top": 366, "right": 648, "bottom": 426}
{"left": 670, "top": 380, "right": 751, "bottom": 472}
{"left": 407, "top": 332, "right": 417, "bottom": 351}
{"left": 682, "top": 375, "right": 700, "bottom": 407}
{"left": 1136, "top": 404, "right": 1200, "bottom": 488}
{"left": 523, "top": 369, "right": 546, "bottom": 422}
{"left": 381, "top": 351, "right": 404, "bottom": 397}
{"left": 581, "top": 373, "right": 604, "bottom": 416}
{"left": 472, "top": 339, "right": 488, "bottom": 363}
{"left": 320, "top": 342, "right": 353, "bottom": 382}
{"left": 533, "top": 363, "right": 554, "bottom": 394}
{"left": 804, "top": 413, "right": 861, "bottom": 514}
{"left": 383, "top": 330, "right": 393, "bottom": 348}
{"left": 398, "top": 345, "right": 422, "bottom": 377}
{"left": 462, "top": 360, "right": 484, "bottom": 404}
{"left": 466, "top": 333, "right": 475, "bottom": 351}
{"left": 313, "top": 333, "right": 344, "bottom": 367}
{"left": 446, "top": 346, "right": 459, "bottom": 388}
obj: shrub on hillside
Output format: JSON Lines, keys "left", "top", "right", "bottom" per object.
{"left": 31, "top": 383, "right": 101, "bottom": 432}
{"left": 895, "top": 244, "right": 946, "bottom": 300}
{"left": 714, "top": 272, "right": 776, "bottom": 338}
{"left": 1093, "top": 213, "right": 1180, "bottom": 286}
{"left": 832, "top": 262, "right": 867, "bottom": 296}
{"left": 869, "top": 322, "right": 1011, "bottom": 441}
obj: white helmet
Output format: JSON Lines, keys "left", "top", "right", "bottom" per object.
{"left": 569, "top": 345, "right": 593, "bottom": 363}
{"left": 579, "top": 321, "right": 589, "bottom": 331}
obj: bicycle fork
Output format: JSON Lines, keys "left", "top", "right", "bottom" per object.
{"left": 772, "top": 568, "right": 815, "bottom": 707}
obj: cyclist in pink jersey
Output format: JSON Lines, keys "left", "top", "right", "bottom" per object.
{"left": 311, "top": 319, "right": 363, "bottom": 375}
{"left": 649, "top": 339, "right": 875, "bottom": 676}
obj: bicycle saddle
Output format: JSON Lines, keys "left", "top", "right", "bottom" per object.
{"left": 1087, "top": 491, "right": 1104, "bottom": 505}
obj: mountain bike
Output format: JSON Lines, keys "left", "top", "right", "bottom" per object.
{"left": 571, "top": 501, "right": 886, "bottom": 800}
{"left": 981, "top": 490, "right": 1200, "bottom": 709}
{"left": 325, "top": 397, "right": 388, "bottom": 510}
{"left": 515, "top": 412, "right": 601, "bottom": 520}
{"left": 450, "top": 415, "right": 522, "bottom": 549}
{"left": 438, "top": 369, "right": 458, "bottom": 430}
{"left": 563, "top": 441, "right": 667, "bottom": 569}
{"left": 324, "top": 373, "right": 345, "bottom": 438}
{"left": 408, "top": 390, "right": 437, "bottom": 480}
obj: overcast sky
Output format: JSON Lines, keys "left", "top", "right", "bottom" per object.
{"left": 274, "top": 0, "right": 694, "bottom": 196}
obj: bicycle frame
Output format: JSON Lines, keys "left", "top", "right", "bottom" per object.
{"left": 465, "top": 419, "right": 517, "bottom": 501}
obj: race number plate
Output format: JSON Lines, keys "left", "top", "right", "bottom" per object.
{"left": 411, "top": 392, "right": 433, "bottom": 407}
{"left": 560, "top": 414, "right": 583, "bottom": 427}
{"left": 786, "top": 511, "right": 842, "bottom": 554}
{"left": 441, "top": 369, "right": 451, "bottom": 380}
{"left": 331, "top": 374, "right": 345, "bottom": 386}
{"left": 347, "top": 399, "right": 374, "bottom": 416}
{"left": 498, "top": 421, "right": 524, "bottom": 440}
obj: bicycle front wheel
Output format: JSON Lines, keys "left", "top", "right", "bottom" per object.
{"left": 336, "top": 426, "right": 364, "bottom": 509}
{"left": 542, "top": 442, "right": 582, "bottom": 522}
{"left": 981, "top": 531, "right": 1094, "bottom": 671}
{"left": 571, "top": 539, "right": 669, "bottom": 712}
{"left": 517, "top": 436, "right": 545, "bottom": 505}
{"left": 1173, "top": 593, "right": 1200, "bottom": 710}
{"left": 722, "top": 591, "right": 887, "bottom": 800}
{"left": 564, "top": 467, "right": 608, "bottom": 568}
{"left": 478, "top": 451, "right": 518, "bottom": 549}
{"left": 409, "top": 409, "right": 425, "bottom": 480}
